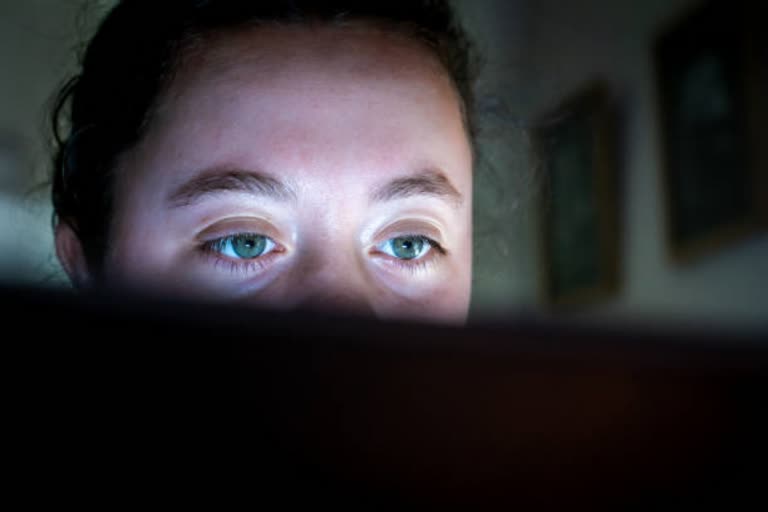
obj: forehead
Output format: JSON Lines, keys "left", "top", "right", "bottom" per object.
{"left": 128, "top": 23, "right": 472, "bottom": 199}
{"left": 161, "top": 24, "right": 464, "bottom": 127}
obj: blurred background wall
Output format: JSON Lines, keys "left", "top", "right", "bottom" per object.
{"left": 0, "top": 0, "right": 111, "bottom": 283}
{"left": 458, "top": 0, "right": 768, "bottom": 326}
{"left": 0, "top": 0, "right": 765, "bottom": 326}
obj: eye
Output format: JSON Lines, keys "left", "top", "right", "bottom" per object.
{"left": 195, "top": 217, "right": 287, "bottom": 279}
{"left": 376, "top": 235, "right": 435, "bottom": 261}
{"left": 206, "top": 233, "right": 277, "bottom": 260}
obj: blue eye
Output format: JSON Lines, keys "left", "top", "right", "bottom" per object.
{"left": 208, "top": 233, "right": 276, "bottom": 259}
{"left": 377, "top": 235, "right": 434, "bottom": 260}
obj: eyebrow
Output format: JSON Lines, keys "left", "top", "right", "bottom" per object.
{"left": 167, "top": 167, "right": 463, "bottom": 209}
{"left": 371, "top": 170, "right": 463, "bottom": 208}
{"left": 167, "top": 168, "right": 296, "bottom": 208}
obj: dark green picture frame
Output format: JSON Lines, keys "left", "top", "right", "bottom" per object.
{"left": 534, "top": 83, "right": 620, "bottom": 307}
{"left": 654, "top": 0, "right": 768, "bottom": 263}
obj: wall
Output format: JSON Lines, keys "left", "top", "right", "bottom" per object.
{"left": 451, "top": 0, "right": 542, "bottom": 317}
{"left": 0, "top": 0, "right": 112, "bottom": 283}
{"left": 509, "top": 0, "right": 768, "bottom": 326}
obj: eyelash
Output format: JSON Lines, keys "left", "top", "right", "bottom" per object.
{"left": 198, "top": 233, "right": 447, "bottom": 276}
{"left": 203, "top": 252, "right": 273, "bottom": 275}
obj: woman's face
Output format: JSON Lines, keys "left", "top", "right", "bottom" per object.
{"left": 103, "top": 25, "right": 473, "bottom": 323}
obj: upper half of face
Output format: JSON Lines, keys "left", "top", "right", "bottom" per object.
{"left": 104, "top": 24, "right": 474, "bottom": 323}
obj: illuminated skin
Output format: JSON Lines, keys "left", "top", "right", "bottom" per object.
{"left": 57, "top": 24, "right": 473, "bottom": 323}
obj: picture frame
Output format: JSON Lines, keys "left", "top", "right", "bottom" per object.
{"left": 653, "top": 0, "right": 768, "bottom": 263}
{"left": 533, "top": 83, "right": 620, "bottom": 307}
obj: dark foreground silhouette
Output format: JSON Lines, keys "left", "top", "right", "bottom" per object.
{"left": 3, "top": 284, "right": 766, "bottom": 507}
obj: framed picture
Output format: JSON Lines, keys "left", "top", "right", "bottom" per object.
{"left": 654, "top": 0, "right": 768, "bottom": 263}
{"left": 533, "top": 83, "right": 620, "bottom": 306}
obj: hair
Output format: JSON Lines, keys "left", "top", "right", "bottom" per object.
{"left": 50, "top": 0, "right": 480, "bottom": 273}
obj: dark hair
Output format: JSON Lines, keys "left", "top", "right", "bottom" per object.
{"left": 51, "top": 0, "right": 480, "bottom": 272}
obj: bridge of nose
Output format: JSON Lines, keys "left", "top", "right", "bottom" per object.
{"left": 286, "top": 241, "right": 377, "bottom": 316}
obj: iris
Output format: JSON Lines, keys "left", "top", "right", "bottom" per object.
{"left": 210, "top": 234, "right": 271, "bottom": 259}
{"left": 388, "top": 236, "right": 426, "bottom": 260}
{"left": 230, "top": 234, "right": 267, "bottom": 258}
